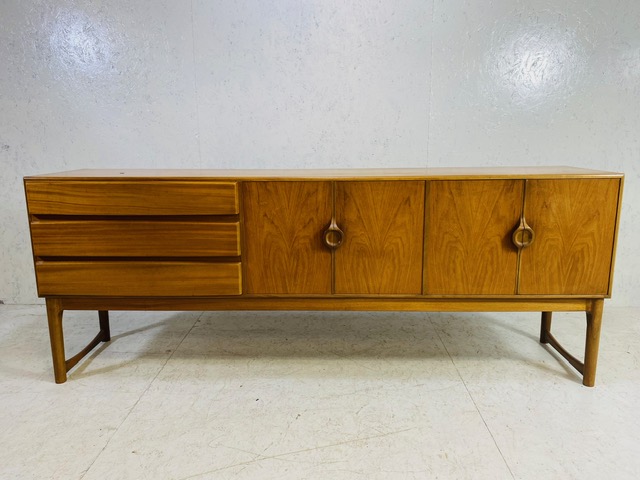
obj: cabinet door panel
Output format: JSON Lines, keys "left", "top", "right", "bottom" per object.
{"left": 243, "top": 182, "right": 332, "bottom": 294}
{"left": 519, "top": 179, "right": 620, "bottom": 295}
{"left": 335, "top": 181, "right": 425, "bottom": 294}
{"left": 425, "top": 180, "right": 523, "bottom": 295}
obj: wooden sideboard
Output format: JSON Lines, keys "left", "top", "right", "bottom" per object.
{"left": 24, "top": 167, "right": 624, "bottom": 385}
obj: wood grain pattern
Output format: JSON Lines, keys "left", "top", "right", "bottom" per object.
{"left": 425, "top": 180, "right": 523, "bottom": 294}
{"left": 59, "top": 295, "right": 592, "bottom": 313}
{"left": 243, "top": 181, "right": 332, "bottom": 294}
{"left": 22, "top": 168, "right": 624, "bottom": 386}
{"left": 519, "top": 179, "right": 621, "bottom": 295}
{"left": 31, "top": 220, "right": 240, "bottom": 257}
{"left": 25, "top": 180, "right": 238, "bottom": 215}
{"left": 607, "top": 176, "right": 625, "bottom": 296}
{"left": 335, "top": 181, "right": 425, "bottom": 294}
{"left": 36, "top": 261, "right": 242, "bottom": 296}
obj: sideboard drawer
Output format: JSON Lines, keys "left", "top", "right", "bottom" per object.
{"left": 25, "top": 181, "right": 239, "bottom": 215}
{"left": 36, "top": 261, "right": 242, "bottom": 296}
{"left": 31, "top": 220, "right": 241, "bottom": 257}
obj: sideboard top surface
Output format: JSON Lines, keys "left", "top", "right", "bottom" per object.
{"left": 24, "top": 166, "right": 623, "bottom": 181}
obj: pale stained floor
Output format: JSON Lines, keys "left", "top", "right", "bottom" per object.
{"left": 0, "top": 305, "right": 638, "bottom": 479}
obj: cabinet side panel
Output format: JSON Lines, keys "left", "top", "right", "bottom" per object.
{"left": 243, "top": 182, "right": 332, "bottom": 294}
{"left": 519, "top": 178, "right": 620, "bottom": 295}
{"left": 425, "top": 180, "right": 522, "bottom": 295}
{"left": 335, "top": 181, "right": 425, "bottom": 294}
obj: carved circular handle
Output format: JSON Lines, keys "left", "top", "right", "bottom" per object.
{"left": 512, "top": 218, "right": 535, "bottom": 249}
{"left": 323, "top": 220, "right": 344, "bottom": 250}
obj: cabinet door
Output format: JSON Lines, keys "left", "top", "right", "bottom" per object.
{"left": 519, "top": 179, "right": 620, "bottom": 295}
{"left": 425, "top": 180, "right": 523, "bottom": 295}
{"left": 243, "top": 182, "right": 332, "bottom": 294}
{"left": 335, "top": 181, "right": 425, "bottom": 294}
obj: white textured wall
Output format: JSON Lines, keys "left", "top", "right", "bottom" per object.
{"left": 1, "top": 1, "right": 638, "bottom": 305}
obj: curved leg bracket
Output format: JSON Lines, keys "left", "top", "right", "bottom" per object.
{"left": 45, "top": 299, "right": 111, "bottom": 384}
{"left": 539, "top": 299, "right": 604, "bottom": 387}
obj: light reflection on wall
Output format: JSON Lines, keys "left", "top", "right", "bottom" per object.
{"left": 487, "top": 22, "right": 586, "bottom": 110}
{"left": 48, "top": 9, "right": 113, "bottom": 78}
{"left": 617, "top": 46, "right": 640, "bottom": 80}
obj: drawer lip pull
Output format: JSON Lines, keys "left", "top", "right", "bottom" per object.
{"left": 25, "top": 180, "right": 239, "bottom": 215}
{"left": 30, "top": 220, "right": 241, "bottom": 257}
{"left": 512, "top": 216, "right": 535, "bottom": 249}
{"left": 35, "top": 260, "right": 242, "bottom": 296}
{"left": 323, "top": 218, "right": 344, "bottom": 250}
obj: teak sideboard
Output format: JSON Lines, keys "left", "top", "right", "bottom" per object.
{"left": 24, "top": 167, "right": 624, "bottom": 386}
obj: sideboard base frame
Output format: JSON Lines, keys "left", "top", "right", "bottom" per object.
{"left": 45, "top": 296, "right": 603, "bottom": 386}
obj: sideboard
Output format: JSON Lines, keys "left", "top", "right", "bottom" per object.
{"left": 24, "top": 167, "right": 624, "bottom": 385}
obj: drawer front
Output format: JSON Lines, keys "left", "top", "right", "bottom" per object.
{"left": 25, "top": 181, "right": 239, "bottom": 215}
{"left": 31, "top": 220, "right": 240, "bottom": 257}
{"left": 36, "top": 261, "right": 242, "bottom": 296}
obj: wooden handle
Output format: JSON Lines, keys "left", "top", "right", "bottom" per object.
{"left": 323, "top": 219, "right": 344, "bottom": 250}
{"left": 512, "top": 217, "right": 535, "bottom": 249}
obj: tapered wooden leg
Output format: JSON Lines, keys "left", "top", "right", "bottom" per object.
{"left": 583, "top": 299, "right": 604, "bottom": 387}
{"left": 99, "top": 310, "right": 111, "bottom": 341}
{"left": 45, "top": 304, "right": 112, "bottom": 384}
{"left": 540, "top": 311, "right": 552, "bottom": 344}
{"left": 45, "top": 298, "right": 67, "bottom": 384}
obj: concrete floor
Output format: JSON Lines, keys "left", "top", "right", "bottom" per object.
{"left": 1, "top": 304, "right": 638, "bottom": 479}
